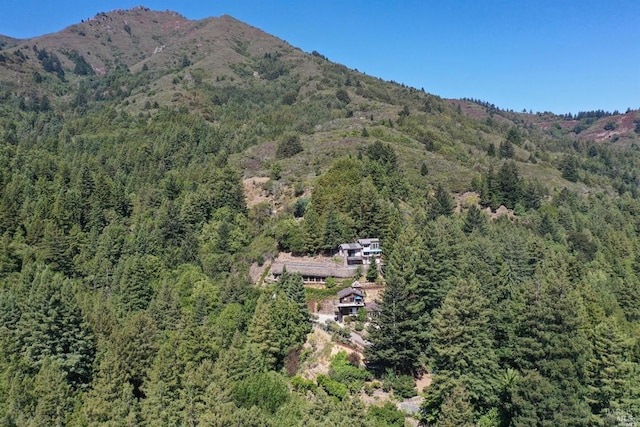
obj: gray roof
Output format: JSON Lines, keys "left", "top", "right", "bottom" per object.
{"left": 339, "top": 243, "right": 362, "bottom": 250}
{"left": 337, "top": 287, "right": 364, "bottom": 299}
{"left": 271, "top": 262, "right": 354, "bottom": 279}
{"left": 357, "top": 238, "right": 379, "bottom": 245}
{"left": 365, "top": 301, "right": 381, "bottom": 312}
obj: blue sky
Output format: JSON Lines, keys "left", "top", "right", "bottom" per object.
{"left": 1, "top": 1, "right": 639, "bottom": 115}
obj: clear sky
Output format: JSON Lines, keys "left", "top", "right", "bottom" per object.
{"left": 1, "top": 1, "right": 639, "bottom": 115}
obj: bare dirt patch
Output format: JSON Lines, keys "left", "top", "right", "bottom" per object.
{"left": 415, "top": 373, "right": 432, "bottom": 392}
{"left": 242, "top": 177, "right": 271, "bottom": 208}
{"left": 301, "top": 325, "right": 361, "bottom": 379}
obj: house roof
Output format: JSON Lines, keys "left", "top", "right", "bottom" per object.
{"left": 358, "top": 238, "right": 379, "bottom": 245}
{"left": 271, "top": 262, "right": 354, "bottom": 279}
{"left": 337, "top": 287, "right": 364, "bottom": 299}
{"left": 365, "top": 301, "right": 381, "bottom": 312}
{"left": 339, "top": 243, "right": 362, "bottom": 250}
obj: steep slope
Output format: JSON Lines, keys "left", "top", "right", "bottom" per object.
{"left": 0, "top": 6, "right": 639, "bottom": 198}
{"left": 3, "top": 8, "right": 640, "bottom": 427}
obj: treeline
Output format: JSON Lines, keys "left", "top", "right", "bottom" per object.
{"left": 274, "top": 141, "right": 405, "bottom": 255}
{"left": 3, "top": 27, "right": 640, "bottom": 426}
{"left": 0, "top": 99, "right": 402, "bottom": 425}
{"left": 366, "top": 186, "right": 640, "bottom": 425}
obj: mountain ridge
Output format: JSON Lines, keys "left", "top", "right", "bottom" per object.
{"left": 0, "top": 5, "right": 639, "bottom": 187}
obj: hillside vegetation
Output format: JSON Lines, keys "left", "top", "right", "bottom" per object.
{"left": 1, "top": 7, "right": 640, "bottom": 426}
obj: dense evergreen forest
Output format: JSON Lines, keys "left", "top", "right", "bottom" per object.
{"left": 1, "top": 7, "right": 640, "bottom": 426}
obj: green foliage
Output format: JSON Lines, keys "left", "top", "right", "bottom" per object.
{"left": 436, "top": 383, "right": 474, "bottom": 427}
{"left": 329, "top": 351, "right": 372, "bottom": 392}
{"left": 336, "top": 88, "right": 351, "bottom": 104}
{"left": 475, "top": 162, "right": 545, "bottom": 210}
{"left": 561, "top": 154, "right": 579, "bottom": 182}
{"left": 462, "top": 204, "right": 487, "bottom": 234}
{"left": 270, "top": 163, "right": 282, "bottom": 181}
{"left": 293, "top": 197, "right": 309, "bottom": 218}
{"left": 431, "top": 183, "right": 454, "bottom": 218}
{"left": 367, "top": 402, "right": 405, "bottom": 426}
{"left": 499, "top": 140, "right": 514, "bottom": 159}
{"left": 247, "top": 287, "right": 310, "bottom": 371}
{"left": 291, "top": 375, "right": 317, "bottom": 392}
{"left": 276, "top": 133, "right": 303, "bottom": 159}
{"left": 383, "top": 372, "right": 417, "bottom": 398}
{"left": 317, "top": 374, "right": 348, "bottom": 400}
{"left": 366, "top": 263, "right": 379, "bottom": 282}
{"left": 13, "top": 268, "right": 96, "bottom": 388}
{"left": 366, "top": 226, "right": 427, "bottom": 376}
{"left": 232, "top": 371, "right": 290, "bottom": 413}
{"left": 421, "top": 280, "right": 498, "bottom": 421}
{"left": 2, "top": 18, "right": 640, "bottom": 426}
{"left": 64, "top": 49, "right": 95, "bottom": 76}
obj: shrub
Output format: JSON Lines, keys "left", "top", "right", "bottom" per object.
{"left": 291, "top": 375, "right": 317, "bottom": 393}
{"left": 347, "top": 352, "right": 361, "bottom": 367}
{"left": 294, "top": 198, "right": 309, "bottom": 218}
{"left": 232, "top": 372, "right": 290, "bottom": 413}
{"left": 294, "top": 182, "right": 305, "bottom": 197}
{"left": 382, "top": 370, "right": 416, "bottom": 398}
{"left": 269, "top": 163, "right": 282, "bottom": 181}
{"left": 366, "top": 265, "right": 378, "bottom": 282}
{"left": 336, "top": 89, "right": 351, "bottom": 104}
{"left": 392, "top": 375, "right": 417, "bottom": 398}
{"left": 276, "top": 133, "right": 303, "bottom": 159}
{"left": 364, "top": 382, "right": 375, "bottom": 396}
{"left": 353, "top": 265, "right": 363, "bottom": 280}
{"left": 368, "top": 402, "right": 405, "bottom": 426}
{"left": 329, "top": 351, "right": 372, "bottom": 386}
{"left": 317, "top": 374, "right": 348, "bottom": 400}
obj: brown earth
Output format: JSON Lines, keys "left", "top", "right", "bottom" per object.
{"left": 242, "top": 177, "right": 271, "bottom": 208}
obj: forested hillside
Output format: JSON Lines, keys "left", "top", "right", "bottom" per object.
{"left": 1, "top": 7, "right": 640, "bottom": 426}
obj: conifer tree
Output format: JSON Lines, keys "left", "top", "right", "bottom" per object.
{"left": 366, "top": 263, "right": 379, "bottom": 282}
{"left": 430, "top": 183, "right": 454, "bottom": 218}
{"left": 15, "top": 268, "right": 95, "bottom": 388}
{"left": 462, "top": 204, "right": 486, "bottom": 234}
{"left": 436, "top": 383, "right": 475, "bottom": 427}
{"left": 31, "top": 358, "right": 73, "bottom": 427}
{"left": 117, "top": 255, "right": 161, "bottom": 313}
{"left": 83, "top": 350, "right": 142, "bottom": 427}
{"left": 497, "top": 161, "right": 522, "bottom": 208}
{"left": 322, "top": 202, "right": 344, "bottom": 253}
{"left": 107, "top": 311, "right": 159, "bottom": 399}
{"left": 421, "top": 280, "right": 499, "bottom": 422}
{"left": 141, "top": 335, "right": 183, "bottom": 426}
{"left": 511, "top": 273, "right": 592, "bottom": 424}
{"left": 279, "top": 269, "right": 309, "bottom": 321}
{"left": 416, "top": 217, "right": 462, "bottom": 317}
{"left": 585, "top": 318, "right": 640, "bottom": 421}
{"left": 269, "top": 289, "right": 310, "bottom": 365}
{"left": 247, "top": 293, "right": 280, "bottom": 371}
{"left": 366, "top": 226, "right": 425, "bottom": 375}
{"left": 303, "top": 203, "right": 323, "bottom": 253}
